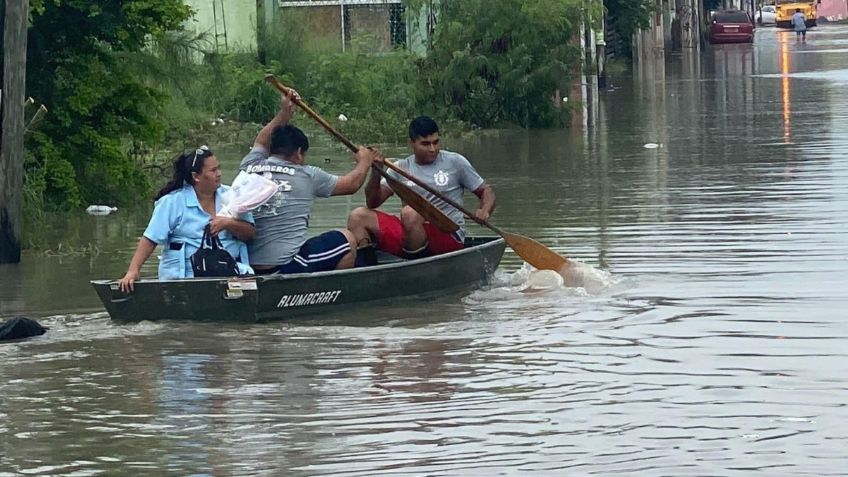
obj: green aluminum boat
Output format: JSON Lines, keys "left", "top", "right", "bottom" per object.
{"left": 91, "top": 236, "right": 506, "bottom": 321}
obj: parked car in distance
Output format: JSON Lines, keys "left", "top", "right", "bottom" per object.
{"left": 710, "top": 10, "right": 755, "bottom": 44}
{"left": 756, "top": 5, "right": 777, "bottom": 25}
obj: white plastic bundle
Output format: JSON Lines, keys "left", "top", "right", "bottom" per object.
{"left": 86, "top": 205, "right": 118, "bottom": 215}
{"left": 218, "top": 171, "right": 278, "bottom": 218}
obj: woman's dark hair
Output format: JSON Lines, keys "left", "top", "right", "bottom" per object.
{"left": 154, "top": 146, "right": 213, "bottom": 201}
{"left": 409, "top": 116, "right": 439, "bottom": 140}
{"left": 270, "top": 124, "right": 309, "bottom": 157}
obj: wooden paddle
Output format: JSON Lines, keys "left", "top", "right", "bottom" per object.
{"left": 263, "top": 75, "right": 569, "bottom": 271}
{"left": 380, "top": 160, "right": 569, "bottom": 272}
{"left": 263, "top": 75, "right": 458, "bottom": 234}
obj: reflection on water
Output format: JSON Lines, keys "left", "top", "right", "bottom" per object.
{"left": 782, "top": 33, "right": 792, "bottom": 143}
{"left": 2, "top": 25, "right": 848, "bottom": 476}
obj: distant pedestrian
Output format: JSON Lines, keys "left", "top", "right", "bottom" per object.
{"left": 792, "top": 8, "right": 807, "bottom": 41}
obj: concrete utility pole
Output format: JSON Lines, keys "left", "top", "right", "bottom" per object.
{"left": 679, "top": 0, "right": 702, "bottom": 50}
{"left": 1, "top": 0, "right": 30, "bottom": 264}
{"left": 633, "top": 0, "right": 666, "bottom": 64}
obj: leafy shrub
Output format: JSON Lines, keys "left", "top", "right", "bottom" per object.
{"left": 417, "top": 0, "right": 586, "bottom": 128}
{"left": 298, "top": 45, "right": 422, "bottom": 142}
{"left": 21, "top": 0, "right": 599, "bottom": 216}
{"left": 25, "top": 0, "right": 192, "bottom": 210}
{"left": 604, "top": 0, "right": 657, "bottom": 59}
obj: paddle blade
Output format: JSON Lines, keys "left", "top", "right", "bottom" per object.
{"left": 502, "top": 231, "right": 568, "bottom": 271}
{"left": 382, "top": 173, "right": 460, "bottom": 234}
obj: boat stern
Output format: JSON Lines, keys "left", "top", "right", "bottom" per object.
{"left": 91, "top": 277, "right": 260, "bottom": 321}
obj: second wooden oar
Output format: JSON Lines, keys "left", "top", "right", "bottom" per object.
{"left": 384, "top": 165, "right": 569, "bottom": 271}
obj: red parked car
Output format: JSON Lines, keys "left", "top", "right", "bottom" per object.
{"left": 710, "top": 10, "right": 755, "bottom": 44}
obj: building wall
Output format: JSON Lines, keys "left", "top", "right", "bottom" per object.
{"left": 349, "top": 6, "right": 393, "bottom": 51}
{"left": 184, "top": 0, "right": 257, "bottom": 52}
{"left": 634, "top": 0, "right": 667, "bottom": 64}
{"left": 274, "top": 0, "right": 425, "bottom": 54}
{"left": 818, "top": 0, "right": 848, "bottom": 21}
{"left": 406, "top": 2, "right": 437, "bottom": 56}
{"left": 633, "top": 0, "right": 703, "bottom": 61}
{"left": 285, "top": 5, "right": 343, "bottom": 48}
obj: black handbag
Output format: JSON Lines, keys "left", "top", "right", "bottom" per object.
{"left": 190, "top": 225, "right": 240, "bottom": 277}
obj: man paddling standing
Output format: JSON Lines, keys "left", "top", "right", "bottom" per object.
{"left": 347, "top": 116, "right": 496, "bottom": 259}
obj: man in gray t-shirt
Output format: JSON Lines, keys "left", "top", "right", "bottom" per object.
{"left": 347, "top": 116, "right": 496, "bottom": 259}
{"left": 240, "top": 93, "right": 378, "bottom": 274}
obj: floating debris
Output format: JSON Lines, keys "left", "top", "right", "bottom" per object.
{"left": 86, "top": 205, "right": 118, "bottom": 216}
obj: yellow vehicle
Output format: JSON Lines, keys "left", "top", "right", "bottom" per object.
{"left": 775, "top": 0, "right": 819, "bottom": 28}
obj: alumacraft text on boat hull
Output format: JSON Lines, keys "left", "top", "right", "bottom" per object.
{"left": 91, "top": 237, "right": 506, "bottom": 322}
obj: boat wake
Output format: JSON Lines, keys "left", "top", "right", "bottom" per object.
{"left": 0, "top": 313, "right": 166, "bottom": 353}
{"left": 556, "top": 260, "right": 615, "bottom": 294}
{"left": 466, "top": 260, "right": 620, "bottom": 306}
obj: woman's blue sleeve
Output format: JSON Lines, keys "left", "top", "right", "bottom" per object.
{"left": 143, "top": 194, "right": 181, "bottom": 245}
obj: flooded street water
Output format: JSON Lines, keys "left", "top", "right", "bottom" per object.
{"left": 2, "top": 25, "right": 848, "bottom": 476}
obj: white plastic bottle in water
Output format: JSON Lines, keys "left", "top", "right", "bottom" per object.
{"left": 86, "top": 205, "right": 118, "bottom": 215}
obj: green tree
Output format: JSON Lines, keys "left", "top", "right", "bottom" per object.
{"left": 603, "top": 0, "right": 655, "bottom": 59}
{"left": 25, "top": 0, "right": 192, "bottom": 210}
{"left": 413, "top": 0, "right": 589, "bottom": 128}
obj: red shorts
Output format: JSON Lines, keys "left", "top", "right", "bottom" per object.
{"left": 375, "top": 210, "right": 464, "bottom": 257}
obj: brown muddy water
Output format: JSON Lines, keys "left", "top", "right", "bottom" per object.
{"left": 2, "top": 26, "right": 848, "bottom": 476}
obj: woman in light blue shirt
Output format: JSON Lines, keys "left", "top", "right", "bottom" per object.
{"left": 119, "top": 146, "right": 256, "bottom": 292}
